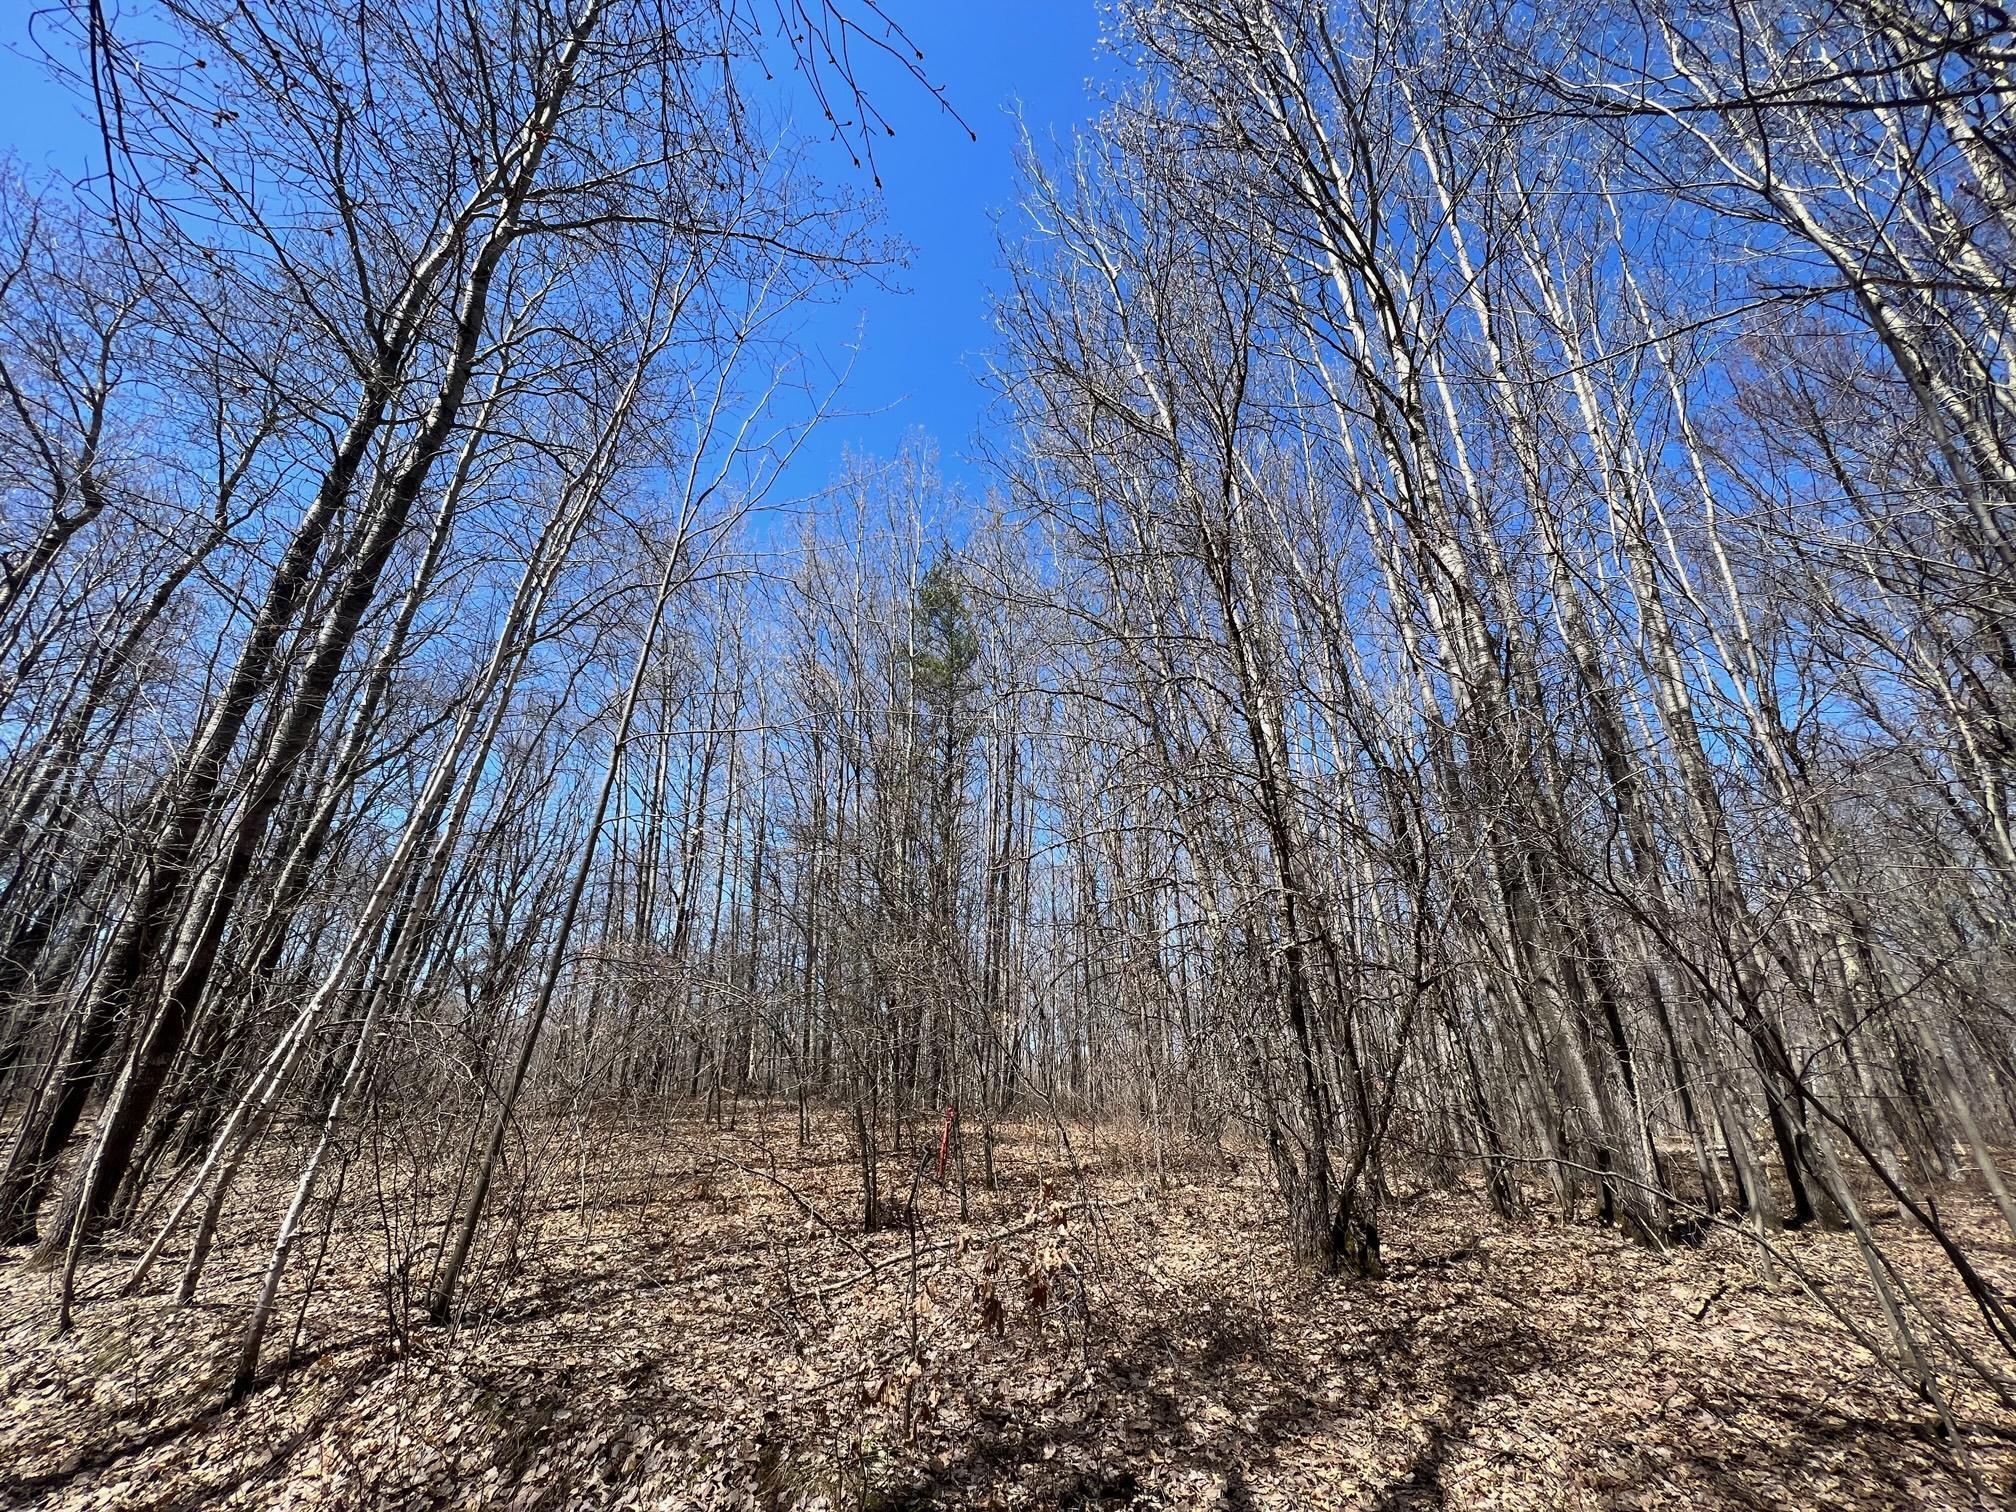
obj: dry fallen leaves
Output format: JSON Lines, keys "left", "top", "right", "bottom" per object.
{"left": 0, "top": 1113, "right": 2009, "bottom": 1510}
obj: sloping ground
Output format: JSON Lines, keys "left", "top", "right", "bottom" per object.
{"left": 1, "top": 1114, "right": 2011, "bottom": 1510}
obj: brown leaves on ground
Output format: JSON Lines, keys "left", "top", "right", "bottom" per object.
{"left": 1, "top": 1114, "right": 2011, "bottom": 1510}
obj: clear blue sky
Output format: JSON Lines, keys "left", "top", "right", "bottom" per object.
{"left": 0, "top": 3, "right": 1114, "bottom": 506}
{"left": 777, "top": 2, "right": 1115, "bottom": 502}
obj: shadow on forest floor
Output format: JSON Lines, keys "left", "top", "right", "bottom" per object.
{"left": 0, "top": 1116, "right": 2010, "bottom": 1510}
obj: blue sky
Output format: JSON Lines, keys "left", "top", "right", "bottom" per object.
{"left": 773, "top": 2, "right": 1115, "bottom": 502}
{"left": 0, "top": 3, "right": 1114, "bottom": 508}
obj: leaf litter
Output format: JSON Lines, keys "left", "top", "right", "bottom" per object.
{"left": 1, "top": 1113, "right": 2010, "bottom": 1510}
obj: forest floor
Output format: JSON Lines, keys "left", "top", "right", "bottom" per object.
{"left": 1, "top": 1111, "right": 2013, "bottom": 1511}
